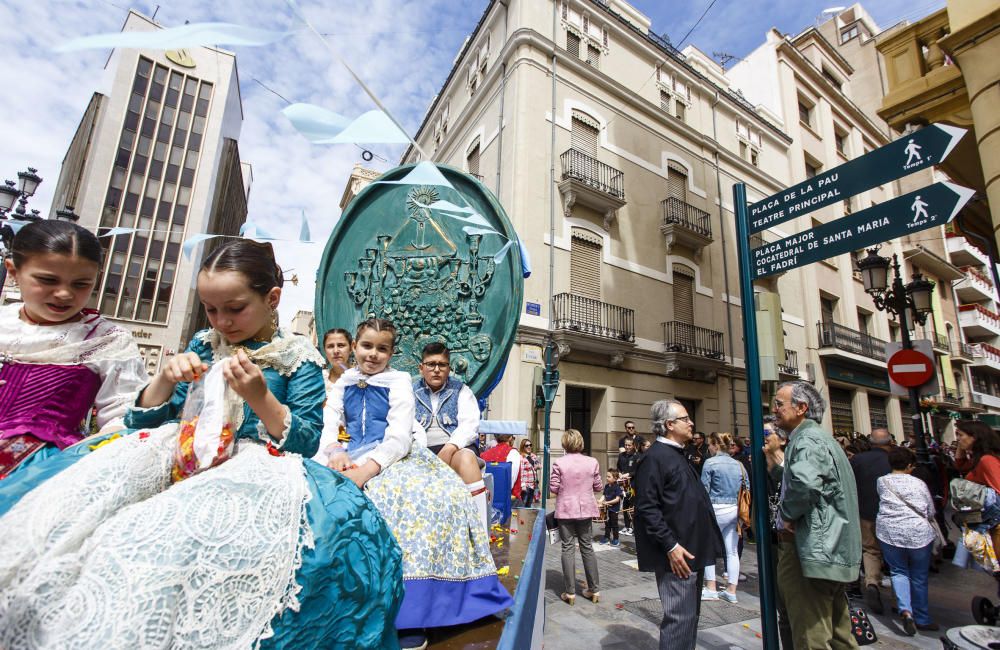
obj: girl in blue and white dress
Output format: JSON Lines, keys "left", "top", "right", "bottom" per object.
{"left": 0, "top": 240, "right": 402, "bottom": 650}
{"left": 317, "top": 318, "right": 512, "bottom": 650}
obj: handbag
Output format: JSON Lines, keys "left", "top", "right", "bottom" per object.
{"left": 849, "top": 596, "right": 878, "bottom": 646}
{"left": 737, "top": 467, "right": 752, "bottom": 532}
{"left": 884, "top": 481, "right": 946, "bottom": 554}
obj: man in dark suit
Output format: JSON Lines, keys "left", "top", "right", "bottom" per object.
{"left": 635, "top": 399, "right": 725, "bottom": 649}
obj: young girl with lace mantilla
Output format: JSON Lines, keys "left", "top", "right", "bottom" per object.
{"left": 0, "top": 220, "right": 146, "bottom": 477}
{"left": 0, "top": 240, "right": 403, "bottom": 650}
{"left": 317, "top": 318, "right": 512, "bottom": 650}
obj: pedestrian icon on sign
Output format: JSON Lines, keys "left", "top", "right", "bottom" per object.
{"left": 911, "top": 195, "right": 929, "bottom": 223}
{"left": 904, "top": 139, "right": 922, "bottom": 166}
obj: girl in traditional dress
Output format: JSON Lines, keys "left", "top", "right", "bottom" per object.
{"left": 317, "top": 318, "right": 512, "bottom": 650}
{"left": 0, "top": 240, "right": 402, "bottom": 650}
{"left": 0, "top": 220, "right": 146, "bottom": 477}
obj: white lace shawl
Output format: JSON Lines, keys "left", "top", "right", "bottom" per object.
{"left": 196, "top": 327, "right": 326, "bottom": 377}
{"left": 0, "top": 303, "right": 148, "bottom": 432}
{"left": 0, "top": 424, "right": 313, "bottom": 649}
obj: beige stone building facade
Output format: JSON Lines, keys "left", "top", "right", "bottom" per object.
{"left": 393, "top": 0, "right": 980, "bottom": 469}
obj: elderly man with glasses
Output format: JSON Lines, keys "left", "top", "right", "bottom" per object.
{"left": 772, "top": 380, "right": 861, "bottom": 649}
{"left": 634, "top": 399, "right": 724, "bottom": 649}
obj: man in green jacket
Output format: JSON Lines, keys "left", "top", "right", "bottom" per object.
{"left": 773, "top": 380, "right": 861, "bottom": 649}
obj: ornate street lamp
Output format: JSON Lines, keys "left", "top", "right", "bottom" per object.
{"left": 16, "top": 167, "right": 41, "bottom": 198}
{"left": 860, "top": 246, "right": 936, "bottom": 466}
{"left": 0, "top": 181, "right": 19, "bottom": 214}
{"left": 0, "top": 168, "right": 44, "bottom": 303}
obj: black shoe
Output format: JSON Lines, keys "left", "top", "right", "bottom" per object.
{"left": 398, "top": 629, "right": 428, "bottom": 650}
{"left": 902, "top": 614, "right": 917, "bottom": 636}
{"left": 865, "top": 585, "right": 884, "bottom": 615}
{"left": 916, "top": 622, "right": 940, "bottom": 632}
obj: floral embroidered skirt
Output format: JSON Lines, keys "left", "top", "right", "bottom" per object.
{"left": 366, "top": 444, "right": 513, "bottom": 629}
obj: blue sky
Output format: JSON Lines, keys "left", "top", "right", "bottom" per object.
{"left": 0, "top": 0, "right": 943, "bottom": 319}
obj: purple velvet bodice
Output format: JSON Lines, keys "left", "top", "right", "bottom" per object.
{"left": 0, "top": 363, "right": 101, "bottom": 449}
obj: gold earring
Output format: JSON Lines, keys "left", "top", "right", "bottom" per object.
{"left": 271, "top": 308, "right": 279, "bottom": 332}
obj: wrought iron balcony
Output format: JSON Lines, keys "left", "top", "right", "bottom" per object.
{"left": 662, "top": 321, "right": 724, "bottom": 359}
{"left": 553, "top": 293, "right": 634, "bottom": 343}
{"left": 660, "top": 197, "right": 712, "bottom": 256}
{"left": 935, "top": 392, "right": 962, "bottom": 407}
{"left": 817, "top": 321, "right": 887, "bottom": 362}
{"left": 559, "top": 149, "right": 624, "bottom": 200}
{"left": 558, "top": 148, "right": 626, "bottom": 229}
{"left": 952, "top": 341, "right": 975, "bottom": 364}
{"left": 778, "top": 349, "right": 800, "bottom": 376}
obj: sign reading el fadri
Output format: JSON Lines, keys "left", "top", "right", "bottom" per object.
{"left": 731, "top": 123, "right": 971, "bottom": 650}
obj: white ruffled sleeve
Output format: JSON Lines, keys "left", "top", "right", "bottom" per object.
{"left": 449, "top": 384, "right": 481, "bottom": 450}
{"left": 90, "top": 353, "right": 149, "bottom": 434}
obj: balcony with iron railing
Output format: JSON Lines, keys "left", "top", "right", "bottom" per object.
{"left": 817, "top": 321, "right": 887, "bottom": 363}
{"left": 971, "top": 371, "right": 1000, "bottom": 409}
{"left": 955, "top": 265, "right": 997, "bottom": 304}
{"left": 778, "top": 349, "right": 800, "bottom": 377}
{"left": 934, "top": 391, "right": 962, "bottom": 407}
{"left": 952, "top": 341, "right": 975, "bottom": 365}
{"left": 959, "top": 303, "right": 1000, "bottom": 339}
{"left": 661, "top": 321, "right": 726, "bottom": 381}
{"left": 660, "top": 196, "right": 713, "bottom": 255}
{"left": 946, "top": 232, "right": 991, "bottom": 268}
{"left": 558, "top": 148, "right": 626, "bottom": 228}
{"left": 553, "top": 293, "right": 634, "bottom": 342}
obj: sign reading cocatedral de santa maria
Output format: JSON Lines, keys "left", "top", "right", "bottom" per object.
{"left": 752, "top": 182, "right": 975, "bottom": 278}
{"left": 747, "top": 124, "right": 966, "bottom": 234}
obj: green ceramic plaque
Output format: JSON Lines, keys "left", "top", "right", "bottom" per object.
{"left": 315, "top": 163, "right": 525, "bottom": 396}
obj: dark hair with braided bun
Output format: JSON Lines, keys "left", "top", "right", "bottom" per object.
{"left": 11, "top": 220, "right": 102, "bottom": 268}
{"left": 200, "top": 239, "right": 283, "bottom": 295}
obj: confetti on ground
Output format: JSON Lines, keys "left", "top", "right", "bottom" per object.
{"left": 497, "top": 566, "right": 510, "bottom": 576}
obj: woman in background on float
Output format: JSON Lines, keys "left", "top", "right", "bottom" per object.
{"left": 0, "top": 240, "right": 402, "bottom": 649}
{"left": 0, "top": 220, "right": 146, "bottom": 479}
{"left": 318, "top": 318, "right": 511, "bottom": 650}
{"left": 322, "top": 327, "right": 352, "bottom": 388}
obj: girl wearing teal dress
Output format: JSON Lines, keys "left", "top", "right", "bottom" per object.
{"left": 0, "top": 240, "right": 403, "bottom": 650}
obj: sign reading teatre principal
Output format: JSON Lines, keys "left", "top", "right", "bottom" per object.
{"left": 752, "top": 182, "right": 974, "bottom": 278}
{"left": 748, "top": 124, "right": 966, "bottom": 234}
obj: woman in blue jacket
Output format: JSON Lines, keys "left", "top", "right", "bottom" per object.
{"left": 700, "top": 431, "right": 748, "bottom": 603}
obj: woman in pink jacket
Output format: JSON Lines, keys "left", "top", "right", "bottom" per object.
{"left": 550, "top": 428, "right": 603, "bottom": 605}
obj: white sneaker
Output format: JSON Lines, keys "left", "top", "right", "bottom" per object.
{"left": 719, "top": 591, "right": 738, "bottom": 604}
{"left": 701, "top": 588, "right": 719, "bottom": 601}
{"left": 622, "top": 528, "right": 633, "bottom": 536}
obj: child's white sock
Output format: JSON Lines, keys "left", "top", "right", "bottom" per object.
{"left": 468, "top": 479, "right": 489, "bottom": 533}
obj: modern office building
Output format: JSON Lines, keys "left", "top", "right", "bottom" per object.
{"left": 49, "top": 11, "right": 250, "bottom": 374}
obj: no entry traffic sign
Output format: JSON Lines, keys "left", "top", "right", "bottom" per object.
{"left": 887, "top": 348, "right": 934, "bottom": 388}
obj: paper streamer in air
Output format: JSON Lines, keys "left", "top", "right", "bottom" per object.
{"left": 299, "top": 210, "right": 312, "bottom": 242}
{"left": 282, "top": 103, "right": 409, "bottom": 145}
{"left": 492, "top": 241, "right": 515, "bottom": 264}
{"left": 55, "top": 22, "right": 290, "bottom": 52}
{"left": 182, "top": 233, "right": 217, "bottom": 258}
{"left": 99, "top": 227, "right": 138, "bottom": 237}
{"left": 378, "top": 162, "right": 455, "bottom": 190}
{"left": 518, "top": 239, "right": 532, "bottom": 278}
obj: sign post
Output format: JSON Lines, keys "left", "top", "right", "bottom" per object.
{"left": 734, "top": 124, "right": 971, "bottom": 650}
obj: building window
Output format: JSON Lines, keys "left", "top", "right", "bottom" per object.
{"left": 841, "top": 25, "right": 859, "bottom": 43}
{"left": 822, "top": 67, "right": 842, "bottom": 90}
{"left": 750, "top": 149, "right": 759, "bottom": 167}
{"left": 835, "top": 129, "right": 848, "bottom": 156}
{"left": 571, "top": 111, "right": 600, "bottom": 156}
{"left": 570, "top": 229, "right": 602, "bottom": 300}
{"left": 798, "top": 100, "right": 812, "bottom": 128}
{"left": 821, "top": 296, "right": 837, "bottom": 325}
{"left": 566, "top": 32, "right": 581, "bottom": 58}
{"left": 805, "top": 159, "right": 820, "bottom": 178}
{"left": 675, "top": 101, "right": 685, "bottom": 122}
{"left": 829, "top": 387, "right": 854, "bottom": 435}
{"left": 673, "top": 265, "right": 695, "bottom": 326}
{"left": 466, "top": 140, "right": 481, "bottom": 177}
{"left": 869, "top": 396, "right": 888, "bottom": 431}
{"left": 586, "top": 43, "right": 600, "bottom": 67}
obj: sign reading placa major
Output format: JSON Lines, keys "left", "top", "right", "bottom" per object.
{"left": 752, "top": 182, "right": 974, "bottom": 279}
{"left": 748, "top": 124, "right": 966, "bottom": 234}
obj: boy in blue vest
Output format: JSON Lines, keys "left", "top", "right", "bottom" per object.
{"left": 413, "top": 342, "right": 489, "bottom": 526}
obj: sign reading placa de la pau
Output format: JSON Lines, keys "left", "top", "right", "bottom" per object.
{"left": 748, "top": 124, "right": 966, "bottom": 234}
{"left": 752, "top": 182, "right": 975, "bottom": 278}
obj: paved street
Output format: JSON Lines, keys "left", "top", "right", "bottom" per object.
{"left": 542, "top": 525, "right": 997, "bottom": 649}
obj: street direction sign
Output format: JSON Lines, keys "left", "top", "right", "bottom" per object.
{"left": 748, "top": 124, "right": 966, "bottom": 234}
{"left": 888, "top": 348, "right": 934, "bottom": 387}
{"left": 886, "top": 340, "right": 939, "bottom": 397}
{"left": 751, "top": 181, "right": 975, "bottom": 278}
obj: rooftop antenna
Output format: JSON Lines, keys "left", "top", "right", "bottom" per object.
{"left": 713, "top": 51, "right": 741, "bottom": 67}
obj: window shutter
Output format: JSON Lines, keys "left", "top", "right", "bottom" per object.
{"left": 869, "top": 395, "right": 888, "bottom": 431}
{"left": 672, "top": 265, "right": 694, "bottom": 325}
{"left": 829, "top": 388, "right": 854, "bottom": 434}
{"left": 571, "top": 113, "right": 599, "bottom": 156}
{"left": 667, "top": 162, "right": 687, "bottom": 203}
{"left": 567, "top": 32, "right": 580, "bottom": 57}
{"left": 571, "top": 230, "right": 602, "bottom": 300}
{"left": 467, "top": 142, "right": 481, "bottom": 176}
